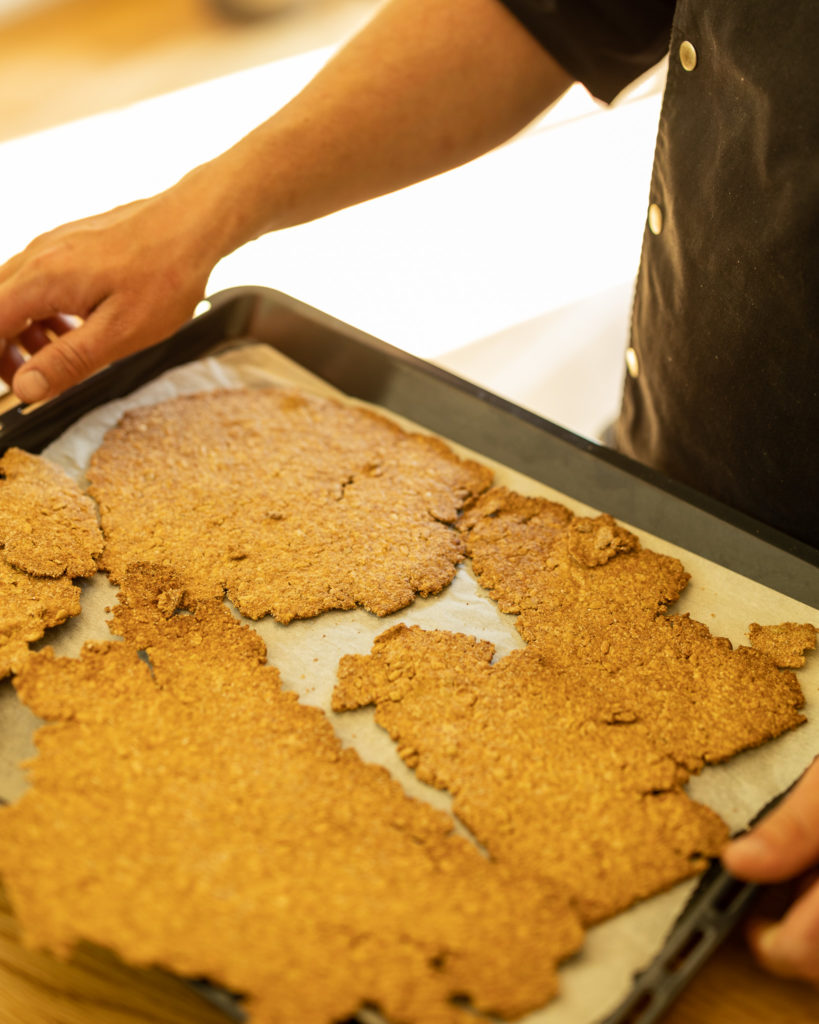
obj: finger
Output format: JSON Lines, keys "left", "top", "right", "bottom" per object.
{"left": 0, "top": 252, "right": 95, "bottom": 339}
{"left": 748, "top": 878, "right": 819, "bottom": 984}
{"left": 12, "top": 321, "right": 102, "bottom": 403}
{"left": 0, "top": 314, "right": 77, "bottom": 387}
{"left": 723, "top": 758, "right": 819, "bottom": 883}
{"left": 0, "top": 339, "right": 26, "bottom": 385}
{"left": 798, "top": 869, "right": 819, "bottom": 897}
{"left": 22, "top": 313, "right": 78, "bottom": 341}
{"left": 14, "top": 313, "right": 79, "bottom": 356}
{"left": 15, "top": 320, "right": 59, "bottom": 355}
{"left": 10, "top": 300, "right": 131, "bottom": 402}
{"left": 0, "top": 268, "right": 42, "bottom": 337}
{"left": 0, "top": 249, "right": 26, "bottom": 286}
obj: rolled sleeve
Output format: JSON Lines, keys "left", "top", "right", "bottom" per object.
{"left": 499, "top": 0, "right": 675, "bottom": 102}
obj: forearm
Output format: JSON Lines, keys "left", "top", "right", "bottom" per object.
{"left": 0, "top": 0, "right": 571, "bottom": 402}
{"left": 179, "top": 0, "right": 572, "bottom": 259}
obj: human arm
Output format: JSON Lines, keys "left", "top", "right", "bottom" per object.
{"left": 722, "top": 757, "right": 819, "bottom": 985}
{"left": 0, "top": 0, "right": 573, "bottom": 403}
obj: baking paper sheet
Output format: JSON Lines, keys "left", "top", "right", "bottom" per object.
{"left": 1, "top": 341, "right": 817, "bottom": 1024}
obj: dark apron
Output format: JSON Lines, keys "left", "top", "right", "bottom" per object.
{"left": 614, "top": 1, "right": 819, "bottom": 547}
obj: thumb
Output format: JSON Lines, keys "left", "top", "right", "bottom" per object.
{"left": 12, "top": 309, "right": 117, "bottom": 402}
{"left": 723, "top": 758, "right": 819, "bottom": 883}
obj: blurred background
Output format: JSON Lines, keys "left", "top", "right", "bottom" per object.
{"left": 0, "top": 0, "right": 379, "bottom": 142}
{"left": 0, "top": 0, "right": 665, "bottom": 439}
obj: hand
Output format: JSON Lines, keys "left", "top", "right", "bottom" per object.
{"left": 0, "top": 314, "right": 75, "bottom": 385}
{"left": 722, "top": 757, "right": 819, "bottom": 985}
{"left": 0, "top": 187, "right": 223, "bottom": 404}
{"left": 0, "top": 0, "right": 572, "bottom": 409}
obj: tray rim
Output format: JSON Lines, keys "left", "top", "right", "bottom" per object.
{"left": 1, "top": 285, "right": 816, "bottom": 605}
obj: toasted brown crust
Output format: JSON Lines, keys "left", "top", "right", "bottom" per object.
{"left": 0, "top": 566, "right": 582, "bottom": 1024}
{"left": 0, "top": 561, "right": 82, "bottom": 678}
{"left": 0, "top": 447, "right": 102, "bottom": 578}
{"left": 748, "top": 621, "right": 818, "bottom": 668}
{"left": 87, "top": 388, "right": 492, "bottom": 622}
{"left": 0, "top": 448, "right": 100, "bottom": 677}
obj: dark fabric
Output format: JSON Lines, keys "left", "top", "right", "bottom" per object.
{"left": 499, "top": 0, "right": 675, "bottom": 101}
{"left": 500, "top": 0, "right": 819, "bottom": 548}
{"left": 616, "top": 2, "right": 819, "bottom": 548}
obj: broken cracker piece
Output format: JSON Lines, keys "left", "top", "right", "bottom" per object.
{"left": 748, "top": 622, "right": 818, "bottom": 669}
{"left": 0, "top": 447, "right": 102, "bottom": 578}
{"left": 334, "top": 623, "right": 732, "bottom": 924}
{"left": 0, "top": 545, "right": 84, "bottom": 680}
{"left": 458, "top": 488, "right": 806, "bottom": 772}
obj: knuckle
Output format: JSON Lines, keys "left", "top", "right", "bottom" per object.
{"left": 47, "top": 332, "right": 95, "bottom": 383}
{"left": 24, "top": 242, "right": 60, "bottom": 276}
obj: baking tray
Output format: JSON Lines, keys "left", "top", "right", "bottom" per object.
{"left": 1, "top": 286, "right": 817, "bottom": 1024}
{"left": 2, "top": 286, "right": 816, "bottom": 603}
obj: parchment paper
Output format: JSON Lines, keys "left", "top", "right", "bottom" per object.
{"left": 1, "top": 341, "right": 816, "bottom": 1024}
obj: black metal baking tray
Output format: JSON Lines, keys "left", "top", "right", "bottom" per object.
{"left": 2, "top": 285, "right": 816, "bottom": 605}
{"left": 2, "top": 286, "right": 817, "bottom": 1024}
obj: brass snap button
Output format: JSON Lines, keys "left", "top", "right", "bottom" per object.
{"left": 679, "top": 40, "right": 698, "bottom": 71}
{"left": 648, "top": 203, "right": 663, "bottom": 235}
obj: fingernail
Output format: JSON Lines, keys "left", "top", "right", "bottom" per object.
{"left": 726, "top": 831, "right": 770, "bottom": 860}
{"left": 756, "top": 921, "right": 782, "bottom": 959}
{"left": 14, "top": 369, "right": 48, "bottom": 404}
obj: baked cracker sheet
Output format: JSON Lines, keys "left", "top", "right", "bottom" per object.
{"left": 1, "top": 341, "right": 816, "bottom": 1024}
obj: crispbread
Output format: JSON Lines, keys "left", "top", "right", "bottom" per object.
{"left": 0, "top": 566, "right": 582, "bottom": 1024}
{"left": 459, "top": 488, "right": 806, "bottom": 771}
{"left": 86, "top": 387, "right": 492, "bottom": 622}
{"left": 1, "top": 404, "right": 813, "bottom": 1023}
{"left": 334, "top": 624, "right": 733, "bottom": 923}
{"left": 0, "top": 561, "right": 82, "bottom": 678}
{"left": 0, "top": 448, "right": 102, "bottom": 677}
{"left": 0, "top": 447, "right": 101, "bottom": 578}
{"left": 331, "top": 489, "right": 809, "bottom": 925}
{"left": 748, "top": 621, "right": 818, "bottom": 668}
